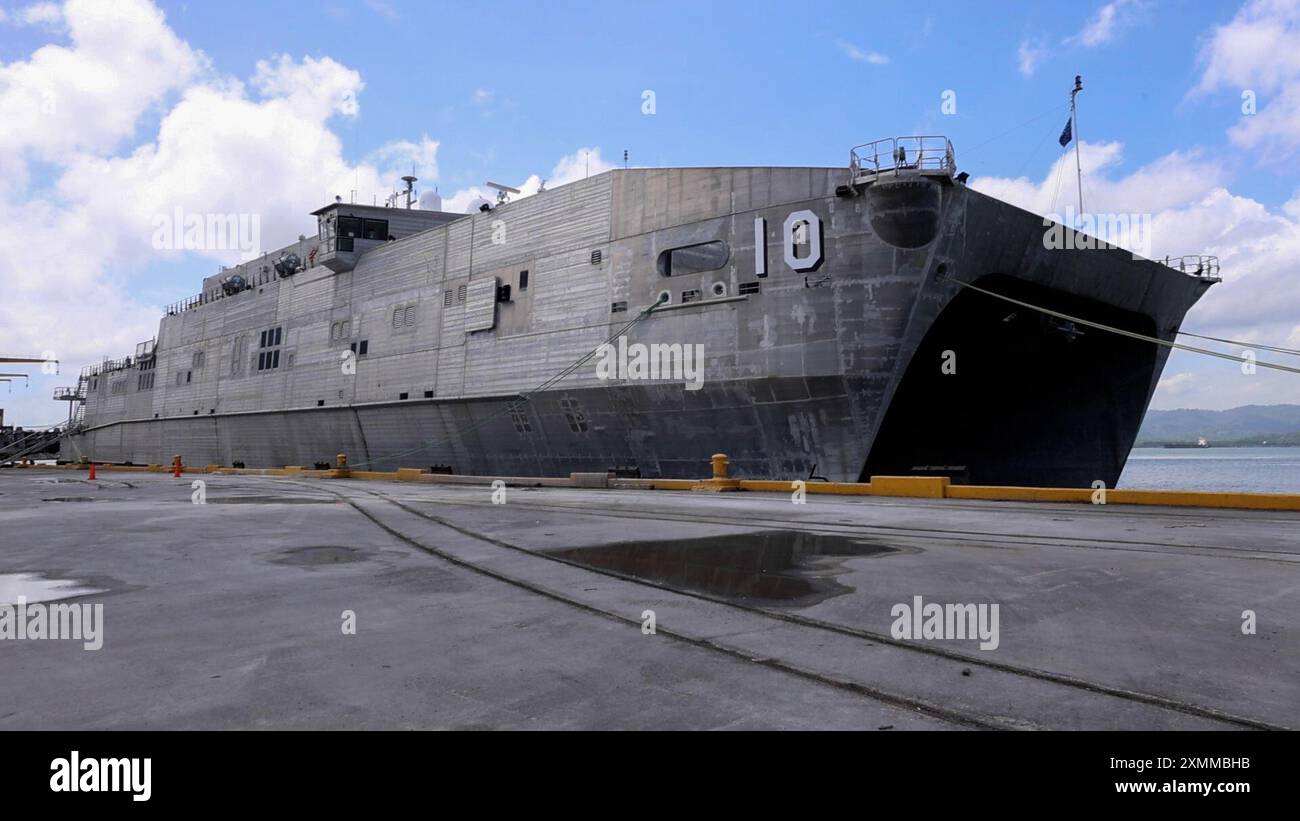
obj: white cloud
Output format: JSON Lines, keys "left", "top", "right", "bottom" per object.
{"left": 837, "top": 41, "right": 889, "bottom": 65}
{"left": 1066, "top": 0, "right": 1144, "bottom": 47}
{"left": 0, "top": 0, "right": 203, "bottom": 188}
{"left": 1192, "top": 0, "right": 1300, "bottom": 154}
{"left": 17, "top": 2, "right": 63, "bottom": 25}
{"left": 1017, "top": 39, "right": 1047, "bottom": 77}
{"left": 440, "top": 147, "right": 617, "bottom": 214}
{"left": 363, "top": 0, "right": 399, "bottom": 20}
{"left": 471, "top": 87, "right": 494, "bottom": 105}
{"left": 0, "top": 1, "right": 627, "bottom": 425}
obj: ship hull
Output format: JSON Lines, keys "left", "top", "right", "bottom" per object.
{"left": 63, "top": 164, "right": 1214, "bottom": 487}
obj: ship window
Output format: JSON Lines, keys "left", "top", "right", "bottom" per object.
{"left": 399, "top": 392, "right": 409, "bottom": 400}
{"left": 317, "top": 400, "right": 325, "bottom": 407}
{"left": 137, "top": 372, "right": 154, "bottom": 391}
{"left": 186, "top": 370, "right": 192, "bottom": 383}
{"left": 362, "top": 219, "right": 388, "bottom": 241}
{"left": 423, "top": 390, "right": 433, "bottom": 398}
{"left": 351, "top": 340, "right": 369, "bottom": 357}
{"left": 256, "top": 349, "right": 281, "bottom": 371}
{"left": 519, "top": 270, "right": 529, "bottom": 291}
{"left": 658, "top": 241, "right": 729, "bottom": 277}
{"left": 337, "top": 216, "right": 362, "bottom": 238}
{"left": 260, "top": 327, "right": 281, "bottom": 348}
{"left": 192, "top": 351, "right": 204, "bottom": 369}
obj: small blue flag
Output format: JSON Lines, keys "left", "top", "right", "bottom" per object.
{"left": 1058, "top": 118, "right": 1073, "bottom": 147}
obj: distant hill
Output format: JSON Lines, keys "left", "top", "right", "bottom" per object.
{"left": 1137, "top": 404, "right": 1300, "bottom": 446}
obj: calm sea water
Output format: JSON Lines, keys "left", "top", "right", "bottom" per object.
{"left": 1119, "top": 447, "right": 1300, "bottom": 493}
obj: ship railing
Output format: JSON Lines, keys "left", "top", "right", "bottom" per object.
{"left": 1163, "top": 254, "right": 1221, "bottom": 282}
{"left": 850, "top": 136, "right": 956, "bottom": 183}
{"left": 52, "top": 386, "right": 85, "bottom": 402}
{"left": 165, "top": 288, "right": 227, "bottom": 316}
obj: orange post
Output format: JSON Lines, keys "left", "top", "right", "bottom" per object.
{"left": 172, "top": 454, "right": 182, "bottom": 478}
{"left": 88, "top": 462, "right": 96, "bottom": 480}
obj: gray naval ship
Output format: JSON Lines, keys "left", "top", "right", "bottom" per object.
{"left": 60, "top": 136, "right": 1220, "bottom": 487}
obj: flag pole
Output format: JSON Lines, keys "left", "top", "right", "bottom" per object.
{"left": 1071, "top": 75, "right": 1084, "bottom": 217}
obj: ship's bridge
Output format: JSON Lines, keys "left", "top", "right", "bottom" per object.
{"left": 312, "top": 202, "right": 463, "bottom": 273}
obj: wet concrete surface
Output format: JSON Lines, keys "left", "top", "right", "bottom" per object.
{"left": 550, "top": 531, "right": 898, "bottom": 604}
{"left": 1, "top": 468, "right": 1298, "bottom": 730}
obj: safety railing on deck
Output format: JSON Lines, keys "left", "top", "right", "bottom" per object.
{"left": 1164, "top": 255, "right": 1222, "bottom": 282}
{"left": 850, "top": 136, "right": 956, "bottom": 183}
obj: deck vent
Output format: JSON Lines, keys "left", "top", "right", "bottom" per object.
{"left": 590, "top": 249, "right": 602, "bottom": 265}
{"left": 444, "top": 290, "right": 454, "bottom": 307}
{"left": 681, "top": 289, "right": 701, "bottom": 303}
{"left": 611, "top": 301, "right": 628, "bottom": 313}
{"left": 739, "top": 281, "right": 761, "bottom": 295}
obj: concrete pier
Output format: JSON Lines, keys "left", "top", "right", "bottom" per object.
{"left": 1, "top": 468, "right": 1296, "bottom": 730}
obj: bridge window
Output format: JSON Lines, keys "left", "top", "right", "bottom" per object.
{"left": 337, "top": 216, "right": 362, "bottom": 239}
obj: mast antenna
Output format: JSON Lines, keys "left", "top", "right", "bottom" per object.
{"left": 1071, "top": 75, "right": 1084, "bottom": 217}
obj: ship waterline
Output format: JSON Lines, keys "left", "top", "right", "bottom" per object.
{"left": 62, "top": 137, "right": 1216, "bottom": 486}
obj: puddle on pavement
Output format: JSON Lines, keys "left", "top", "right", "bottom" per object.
{"left": 270, "top": 546, "right": 365, "bottom": 566}
{"left": 0, "top": 572, "right": 105, "bottom": 605}
{"left": 207, "top": 496, "right": 333, "bottom": 505}
{"left": 550, "top": 530, "right": 899, "bottom": 605}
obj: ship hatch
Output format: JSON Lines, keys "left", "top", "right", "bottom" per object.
{"left": 861, "top": 274, "right": 1159, "bottom": 488}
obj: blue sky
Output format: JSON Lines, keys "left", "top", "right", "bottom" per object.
{"left": 0, "top": 1, "right": 1259, "bottom": 198}
{"left": 157, "top": 0, "right": 1272, "bottom": 200}
{"left": 1, "top": 0, "right": 1298, "bottom": 426}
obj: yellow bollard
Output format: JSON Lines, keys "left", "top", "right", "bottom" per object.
{"left": 694, "top": 452, "right": 740, "bottom": 492}
{"left": 711, "top": 453, "right": 729, "bottom": 480}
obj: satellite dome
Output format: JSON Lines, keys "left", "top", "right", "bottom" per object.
{"left": 418, "top": 189, "right": 443, "bottom": 211}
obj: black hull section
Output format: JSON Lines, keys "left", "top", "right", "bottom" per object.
{"left": 862, "top": 275, "right": 1161, "bottom": 488}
